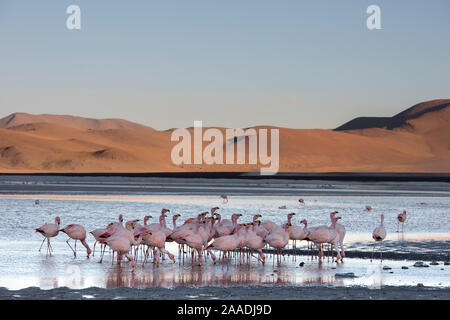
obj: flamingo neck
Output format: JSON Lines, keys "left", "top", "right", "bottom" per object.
{"left": 173, "top": 217, "right": 177, "bottom": 228}
{"left": 160, "top": 215, "right": 167, "bottom": 228}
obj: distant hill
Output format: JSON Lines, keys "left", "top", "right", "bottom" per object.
{"left": 335, "top": 99, "right": 450, "bottom": 131}
{"left": 0, "top": 100, "right": 449, "bottom": 173}
{"left": 0, "top": 112, "right": 152, "bottom": 131}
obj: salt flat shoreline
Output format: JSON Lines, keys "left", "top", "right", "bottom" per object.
{"left": 1, "top": 172, "right": 450, "bottom": 182}
{"left": 0, "top": 175, "right": 449, "bottom": 197}
{"left": 1, "top": 285, "right": 449, "bottom": 300}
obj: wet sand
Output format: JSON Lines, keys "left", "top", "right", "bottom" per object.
{"left": 1, "top": 285, "right": 449, "bottom": 300}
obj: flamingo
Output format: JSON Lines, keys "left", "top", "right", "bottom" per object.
{"left": 220, "top": 195, "right": 228, "bottom": 203}
{"left": 101, "top": 233, "right": 143, "bottom": 270}
{"left": 252, "top": 214, "right": 269, "bottom": 238}
{"left": 206, "top": 226, "right": 243, "bottom": 264}
{"left": 35, "top": 216, "right": 60, "bottom": 256}
{"left": 365, "top": 205, "right": 372, "bottom": 212}
{"left": 305, "top": 212, "right": 341, "bottom": 262}
{"left": 140, "top": 230, "right": 176, "bottom": 266}
{"left": 59, "top": 224, "right": 92, "bottom": 257}
{"left": 372, "top": 214, "right": 387, "bottom": 262}
{"left": 298, "top": 198, "right": 305, "bottom": 205}
{"left": 397, "top": 210, "right": 406, "bottom": 233}
{"left": 263, "top": 222, "right": 290, "bottom": 265}
{"left": 178, "top": 221, "right": 208, "bottom": 266}
{"left": 286, "top": 213, "right": 308, "bottom": 254}
{"left": 90, "top": 228, "right": 108, "bottom": 260}
{"left": 244, "top": 221, "right": 266, "bottom": 264}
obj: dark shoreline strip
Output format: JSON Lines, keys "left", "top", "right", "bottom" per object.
{"left": 1, "top": 172, "right": 450, "bottom": 182}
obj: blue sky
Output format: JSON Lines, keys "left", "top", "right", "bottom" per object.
{"left": 1, "top": 0, "right": 449, "bottom": 129}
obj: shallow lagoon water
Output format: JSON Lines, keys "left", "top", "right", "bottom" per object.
{"left": 0, "top": 178, "right": 449, "bottom": 292}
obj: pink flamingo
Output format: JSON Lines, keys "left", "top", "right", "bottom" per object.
{"left": 263, "top": 222, "right": 290, "bottom": 265}
{"left": 35, "top": 216, "right": 61, "bottom": 256}
{"left": 244, "top": 221, "right": 266, "bottom": 264}
{"left": 397, "top": 210, "right": 406, "bottom": 233}
{"left": 178, "top": 221, "right": 208, "bottom": 266}
{"left": 365, "top": 205, "right": 372, "bottom": 211}
{"left": 305, "top": 212, "right": 341, "bottom": 262}
{"left": 100, "top": 233, "right": 143, "bottom": 270}
{"left": 372, "top": 214, "right": 387, "bottom": 262}
{"left": 90, "top": 228, "right": 108, "bottom": 260}
{"left": 298, "top": 198, "right": 305, "bottom": 205}
{"left": 206, "top": 226, "right": 243, "bottom": 264}
{"left": 220, "top": 195, "right": 228, "bottom": 203}
{"left": 140, "top": 229, "right": 176, "bottom": 266}
{"left": 59, "top": 224, "right": 92, "bottom": 257}
{"left": 286, "top": 213, "right": 308, "bottom": 254}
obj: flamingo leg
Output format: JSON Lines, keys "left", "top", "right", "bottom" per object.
{"left": 66, "top": 239, "right": 76, "bottom": 257}
{"left": 38, "top": 237, "right": 46, "bottom": 252}
{"left": 380, "top": 241, "right": 383, "bottom": 263}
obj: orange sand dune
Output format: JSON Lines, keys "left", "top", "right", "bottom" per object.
{"left": 0, "top": 100, "right": 449, "bottom": 173}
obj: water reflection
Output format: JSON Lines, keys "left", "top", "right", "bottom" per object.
{"left": 100, "top": 259, "right": 352, "bottom": 289}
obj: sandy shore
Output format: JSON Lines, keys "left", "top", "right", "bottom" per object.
{"left": 1, "top": 285, "right": 449, "bottom": 300}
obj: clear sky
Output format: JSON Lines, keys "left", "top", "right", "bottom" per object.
{"left": 1, "top": 0, "right": 449, "bottom": 130}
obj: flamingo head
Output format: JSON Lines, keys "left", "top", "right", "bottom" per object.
{"left": 55, "top": 216, "right": 61, "bottom": 225}
{"left": 300, "top": 219, "right": 307, "bottom": 225}
{"left": 211, "top": 207, "right": 219, "bottom": 214}
{"left": 125, "top": 221, "right": 137, "bottom": 230}
{"left": 144, "top": 215, "right": 152, "bottom": 224}
{"left": 161, "top": 208, "right": 170, "bottom": 215}
{"left": 118, "top": 214, "right": 123, "bottom": 223}
{"left": 336, "top": 216, "right": 342, "bottom": 221}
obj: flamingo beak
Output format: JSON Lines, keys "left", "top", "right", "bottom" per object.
{"left": 99, "top": 232, "right": 110, "bottom": 238}
{"left": 58, "top": 229, "right": 65, "bottom": 233}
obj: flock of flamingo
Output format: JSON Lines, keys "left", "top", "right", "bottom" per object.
{"left": 35, "top": 198, "right": 407, "bottom": 271}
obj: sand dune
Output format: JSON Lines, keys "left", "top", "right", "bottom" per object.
{"left": 0, "top": 100, "right": 449, "bottom": 173}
